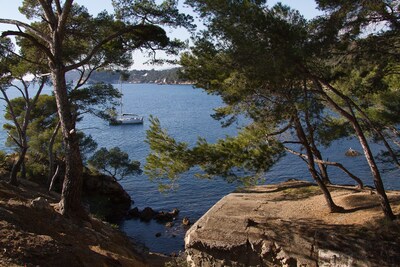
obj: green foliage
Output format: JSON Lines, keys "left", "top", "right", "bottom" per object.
{"left": 88, "top": 147, "right": 142, "bottom": 181}
{"left": 316, "top": 117, "right": 352, "bottom": 147}
{"left": 113, "top": 0, "right": 195, "bottom": 30}
{"left": 0, "top": 150, "right": 9, "bottom": 170}
{"left": 69, "top": 83, "right": 122, "bottom": 120}
{"left": 145, "top": 116, "right": 284, "bottom": 189}
{"left": 110, "top": 0, "right": 195, "bottom": 65}
{"left": 315, "top": 0, "right": 400, "bottom": 37}
{"left": 77, "top": 133, "right": 98, "bottom": 162}
{"left": 3, "top": 93, "right": 100, "bottom": 169}
{"left": 145, "top": 116, "right": 192, "bottom": 186}
{"left": 0, "top": 37, "right": 17, "bottom": 84}
{"left": 25, "top": 161, "right": 47, "bottom": 180}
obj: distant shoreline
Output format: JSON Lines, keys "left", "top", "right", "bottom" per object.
{"left": 67, "top": 67, "right": 193, "bottom": 85}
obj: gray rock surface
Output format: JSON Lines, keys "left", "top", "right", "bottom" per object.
{"left": 185, "top": 181, "right": 400, "bottom": 267}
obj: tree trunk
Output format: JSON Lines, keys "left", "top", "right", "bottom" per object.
{"left": 51, "top": 67, "right": 84, "bottom": 216}
{"left": 313, "top": 79, "right": 395, "bottom": 220}
{"left": 350, "top": 110, "right": 395, "bottom": 220}
{"left": 47, "top": 121, "right": 61, "bottom": 188}
{"left": 285, "top": 147, "right": 364, "bottom": 188}
{"left": 21, "top": 161, "right": 26, "bottom": 180}
{"left": 49, "top": 165, "right": 60, "bottom": 192}
{"left": 9, "top": 147, "right": 27, "bottom": 186}
{"left": 302, "top": 84, "right": 331, "bottom": 185}
{"left": 293, "top": 114, "right": 343, "bottom": 212}
{"left": 312, "top": 148, "right": 330, "bottom": 184}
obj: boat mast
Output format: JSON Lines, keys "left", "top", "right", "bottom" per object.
{"left": 120, "top": 76, "right": 123, "bottom": 115}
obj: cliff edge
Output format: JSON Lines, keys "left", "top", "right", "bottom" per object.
{"left": 0, "top": 179, "right": 168, "bottom": 267}
{"left": 185, "top": 180, "right": 400, "bottom": 266}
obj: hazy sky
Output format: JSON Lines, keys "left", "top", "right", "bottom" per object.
{"left": 0, "top": 0, "right": 321, "bottom": 70}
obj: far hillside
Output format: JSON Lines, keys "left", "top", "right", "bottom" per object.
{"left": 66, "top": 68, "right": 192, "bottom": 85}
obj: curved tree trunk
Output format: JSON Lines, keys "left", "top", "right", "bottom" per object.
{"left": 20, "top": 161, "right": 26, "bottom": 180}
{"left": 312, "top": 147, "right": 330, "bottom": 184}
{"left": 302, "top": 84, "right": 331, "bottom": 185}
{"left": 9, "top": 147, "right": 27, "bottom": 186}
{"left": 51, "top": 67, "right": 84, "bottom": 217}
{"left": 313, "top": 79, "right": 395, "bottom": 220}
{"left": 47, "top": 121, "right": 61, "bottom": 188}
{"left": 293, "top": 114, "right": 343, "bottom": 212}
{"left": 350, "top": 110, "right": 395, "bottom": 220}
{"left": 49, "top": 165, "right": 60, "bottom": 192}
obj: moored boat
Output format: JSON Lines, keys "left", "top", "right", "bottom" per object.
{"left": 110, "top": 113, "right": 144, "bottom": 125}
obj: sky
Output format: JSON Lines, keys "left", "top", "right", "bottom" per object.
{"left": 0, "top": 0, "right": 321, "bottom": 70}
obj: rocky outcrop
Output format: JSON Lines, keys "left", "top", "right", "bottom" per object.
{"left": 82, "top": 173, "right": 132, "bottom": 222}
{"left": 345, "top": 148, "right": 362, "bottom": 157}
{"left": 185, "top": 180, "right": 400, "bottom": 267}
{"left": 127, "top": 207, "right": 180, "bottom": 222}
{"left": 0, "top": 179, "right": 155, "bottom": 267}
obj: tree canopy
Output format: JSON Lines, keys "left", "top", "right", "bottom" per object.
{"left": 146, "top": 0, "right": 400, "bottom": 220}
{"left": 0, "top": 0, "right": 193, "bottom": 216}
{"left": 88, "top": 147, "right": 142, "bottom": 181}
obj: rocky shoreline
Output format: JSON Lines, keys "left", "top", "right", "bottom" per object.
{"left": 2, "top": 178, "right": 400, "bottom": 266}
{"left": 0, "top": 176, "right": 176, "bottom": 266}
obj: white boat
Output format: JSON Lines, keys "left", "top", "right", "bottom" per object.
{"left": 110, "top": 113, "right": 144, "bottom": 125}
{"left": 109, "top": 77, "right": 144, "bottom": 125}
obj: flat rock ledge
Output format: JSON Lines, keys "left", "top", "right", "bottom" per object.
{"left": 185, "top": 180, "right": 400, "bottom": 267}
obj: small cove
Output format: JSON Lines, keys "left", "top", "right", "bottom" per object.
{"left": 1, "top": 83, "right": 399, "bottom": 254}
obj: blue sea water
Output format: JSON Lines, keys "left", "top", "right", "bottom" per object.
{"left": 0, "top": 83, "right": 399, "bottom": 254}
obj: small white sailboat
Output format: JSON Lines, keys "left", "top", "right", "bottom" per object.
{"left": 111, "top": 113, "right": 144, "bottom": 125}
{"left": 110, "top": 78, "right": 144, "bottom": 125}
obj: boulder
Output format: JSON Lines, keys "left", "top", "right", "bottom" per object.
{"left": 165, "top": 222, "right": 174, "bottom": 228}
{"left": 82, "top": 173, "right": 132, "bottom": 222}
{"left": 140, "top": 207, "right": 157, "bottom": 221}
{"left": 127, "top": 207, "right": 140, "bottom": 218}
{"left": 345, "top": 148, "right": 362, "bottom": 157}
{"left": 182, "top": 217, "right": 191, "bottom": 226}
{"left": 154, "top": 208, "right": 180, "bottom": 222}
{"left": 127, "top": 207, "right": 180, "bottom": 223}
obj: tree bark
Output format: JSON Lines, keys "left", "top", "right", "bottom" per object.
{"left": 45, "top": 0, "right": 85, "bottom": 216}
{"left": 9, "top": 147, "right": 27, "bottom": 186}
{"left": 311, "top": 144, "right": 330, "bottom": 184}
{"left": 302, "top": 83, "right": 331, "bottom": 185}
{"left": 47, "top": 121, "right": 61, "bottom": 188}
{"left": 285, "top": 147, "right": 364, "bottom": 188}
{"left": 51, "top": 67, "right": 84, "bottom": 216}
{"left": 313, "top": 79, "right": 395, "bottom": 220}
{"left": 349, "top": 107, "right": 395, "bottom": 220}
{"left": 293, "top": 114, "right": 343, "bottom": 212}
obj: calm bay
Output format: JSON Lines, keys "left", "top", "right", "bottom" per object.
{"left": 1, "top": 83, "right": 399, "bottom": 254}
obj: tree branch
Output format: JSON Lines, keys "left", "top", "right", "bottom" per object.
{"left": 1, "top": 30, "right": 55, "bottom": 63}
{"left": 285, "top": 147, "right": 364, "bottom": 188}
{"left": 317, "top": 77, "right": 400, "bottom": 168}
{"left": 37, "top": 0, "right": 57, "bottom": 30}
{"left": 0, "top": 43, "right": 47, "bottom": 68}
{"left": 65, "top": 25, "right": 154, "bottom": 72}
{"left": 0, "top": 18, "right": 52, "bottom": 44}
{"left": 0, "top": 88, "right": 23, "bottom": 143}
{"left": 54, "top": 0, "right": 63, "bottom": 15}
{"left": 266, "top": 119, "right": 293, "bottom": 137}
{"left": 58, "top": 0, "right": 74, "bottom": 39}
